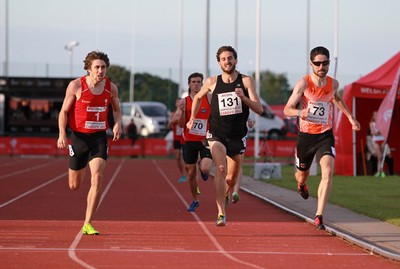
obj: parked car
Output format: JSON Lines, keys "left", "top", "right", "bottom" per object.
{"left": 247, "top": 99, "right": 287, "bottom": 140}
{"left": 121, "top": 101, "right": 169, "bottom": 137}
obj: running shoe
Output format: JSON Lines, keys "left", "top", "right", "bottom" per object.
{"left": 216, "top": 215, "right": 227, "bottom": 226}
{"left": 187, "top": 200, "right": 200, "bottom": 212}
{"left": 178, "top": 175, "right": 187, "bottom": 183}
{"left": 314, "top": 215, "right": 325, "bottom": 230}
{"left": 375, "top": 172, "right": 386, "bottom": 178}
{"left": 298, "top": 183, "right": 309, "bottom": 200}
{"left": 232, "top": 192, "right": 240, "bottom": 203}
{"left": 82, "top": 223, "right": 100, "bottom": 235}
{"left": 198, "top": 161, "right": 209, "bottom": 181}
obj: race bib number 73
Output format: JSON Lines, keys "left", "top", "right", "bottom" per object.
{"left": 306, "top": 101, "right": 329, "bottom": 125}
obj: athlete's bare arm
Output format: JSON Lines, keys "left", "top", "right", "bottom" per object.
{"left": 284, "top": 78, "right": 308, "bottom": 119}
{"left": 331, "top": 79, "right": 360, "bottom": 131}
{"left": 110, "top": 82, "right": 122, "bottom": 141}
{"left": 186, "top": 76, "right": 217, "bottom": 130}
{"left": 57, "top": 79, "right": 81, "bottom": 149}
{"left": 239, "top": 75, "right": 263, "bottom": 115}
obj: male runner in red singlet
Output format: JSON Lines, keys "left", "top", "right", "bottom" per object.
{"left": 57, "top": 51, "right": 122, "bottom": 235}
{"left": 187, "top": 46, "right": 263, "bottom": 226}
{"left": 177, "top": 73, "right": 213, "bottom": 212}
{"left": 284, "top": 46, "right": 360, "bottom": 230}
{"left": 168, "top": 98, "right": 187, "bottom": 183}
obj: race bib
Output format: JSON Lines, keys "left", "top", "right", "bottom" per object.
{"left": 306, "top": 101, "right": 329, "bottom": 125}
{"left": 85, "top": 121, "right": 106, "bottom": 129}
{"left": 189, "top": 118, "right": 207, "bottom": 136}
{"left": 218, "top": 92, "right": 242, "bottom": 116}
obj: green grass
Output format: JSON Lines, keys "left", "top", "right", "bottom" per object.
{"left": 242, "top": 163, "right": 400, "bottom": 227}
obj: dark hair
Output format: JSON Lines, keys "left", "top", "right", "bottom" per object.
{"left": 216, "top": 46, "right": 237, "bottom": 61}
{"left": 310, "top": 46, "right": 330, "bottom": 61}
{"left": 83, "top": 51, "right": 110, "bottom": 71}
{"left": 187, "top": 72, "right": 203, "bottom": 83}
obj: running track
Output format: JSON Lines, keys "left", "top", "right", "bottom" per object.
{"left": 0, "top": 157, "right": 398, "bottom": 269}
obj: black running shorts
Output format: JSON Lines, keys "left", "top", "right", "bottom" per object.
{"left": 295, "top": 129, "right": 335, "bottom": 171}
{"left": 204, "top": 133, "right": 247, "bottom": 158}
{"left": 68, "top": 131, "right": 108, "bottom": 171}
{"left": 184, "top": 141, "right": 212, "bottom": 164}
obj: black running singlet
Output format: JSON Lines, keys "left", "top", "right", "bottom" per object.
{"left": 209, "top": 74, "right": 249, "bottom": 138}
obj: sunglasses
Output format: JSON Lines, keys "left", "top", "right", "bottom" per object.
{"left": 312, "top": 60, "right": 330, "bottom": 67}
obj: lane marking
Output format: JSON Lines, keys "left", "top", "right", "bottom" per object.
{"left": 241, "top": 186, "right": 400, "bottom": 262}
{"left": 153, "top": 159, "right": 266, "bottom": 269}
{"left": 0, "top": 159, "right": 61, "bottom": 180}
{"left": 0, "top": 246, "right": 371, "bottom": 256}
{"left": 68, "top": 159, "right": 125, "bottom": 269}
{"left": 0, "top": 172, "right": 68, "bottom": 209}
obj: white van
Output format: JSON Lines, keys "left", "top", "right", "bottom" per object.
{"left": 121, "top": 101, "right": 168, "bottom": 137}
{"left": 247, "top": 99, "right": 287, "bottom": 140}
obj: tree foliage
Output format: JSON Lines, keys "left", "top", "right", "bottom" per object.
{"left": 256, "top": 70, "right": 291, "bottom": 104}
{"left": 107, "top": 65, "right": 179, "bottom": 111}
{"left": 107, "top": 65, "right": 291, "bottom": 111}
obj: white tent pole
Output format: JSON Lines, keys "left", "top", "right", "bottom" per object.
{"left": 352, "top": 97, "right": 357, "bottom": 177}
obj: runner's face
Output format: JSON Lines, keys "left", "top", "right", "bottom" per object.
{"left": 218, "top": 51, "right": 237, "bottom": 74}
{"left": 88, "top": 59, "right": 107, "bottom": 82}
{"left": 311, "top": 54, "right": 329, "bottom": 78}
{"left": 188, "top": 77, "right": 203, "bottom": 93}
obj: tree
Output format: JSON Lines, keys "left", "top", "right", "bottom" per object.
{"left": 256, "top": 70, "right": 291, "bottom": 104}
{"left": 107, "top": 65, "right": 179, "bottom": 110}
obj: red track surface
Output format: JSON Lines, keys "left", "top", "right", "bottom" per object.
{"left": 0, "top": 157, "right": 398, "bottom": 269}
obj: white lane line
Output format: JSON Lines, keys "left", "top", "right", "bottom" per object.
{"left": 0, "top": 172, "right": 68, "bottom": 209}
{"left": 68, "top": 159, "right": 125, "bottom": 269}
{"left": 0, "top": 159, "right": 61, "bottom": 180}
{"left": 240, "top": 186, "right": 400, "bottom": 262}
{"left": 153, "top": 159, "right": 267, "bottom": 269}
{"left": 0, "top": 246, "right": 372, "bottom": 256}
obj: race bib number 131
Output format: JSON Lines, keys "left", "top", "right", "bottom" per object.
{"left": 218, "top": 92, "right": 242, "bottom": 116}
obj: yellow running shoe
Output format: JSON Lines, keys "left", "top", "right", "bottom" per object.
{"left": 82, "top": 223, "right": 100, "bottom": 235}
{"left": 216, "top": 215, "right": 226, "bottom": 226}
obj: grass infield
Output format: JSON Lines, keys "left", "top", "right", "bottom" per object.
{"left": 243, "top": 163, "right": 400, "bottom": 227}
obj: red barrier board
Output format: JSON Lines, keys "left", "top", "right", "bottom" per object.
{"left": 0, "top": 137, "right": 12, "bottom": 155}
{"left": 0, "top": 137, "right": 295, "bottom": 158}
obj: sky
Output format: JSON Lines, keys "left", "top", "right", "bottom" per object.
{"left": 1, "top": 0, "right": 399, "bottom": 91}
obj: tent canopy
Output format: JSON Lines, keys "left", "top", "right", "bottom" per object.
{"left": 334, "top": 51, "right": 400, "bottom": 176}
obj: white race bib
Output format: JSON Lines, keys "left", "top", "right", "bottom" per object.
{"left": 189, "top": 118, "right": 207, "bottom": 136}
{"left": 306, "top": 101, "right": 329, "bottom": 125}
{"left": 218, "top": 92, "right": 242, "bottom": 116}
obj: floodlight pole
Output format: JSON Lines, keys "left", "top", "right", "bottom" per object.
{"left": 65, "top": 41, "right": 79, "bottom": 77}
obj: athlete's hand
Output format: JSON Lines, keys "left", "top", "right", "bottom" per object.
{"left": 57, "top": 135, "right": 68, "bottom": 149}
{"left": 186, "top": 118, "right": 194, "bottom": 130}
{"left": 112, "top": 124, "right": 123, "bottom": 141}
{"left": 350, "top": 118, "right": 361, "bottom": 131}
{"left": 235, "top": 88, "right": 245, "bottom": 99}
